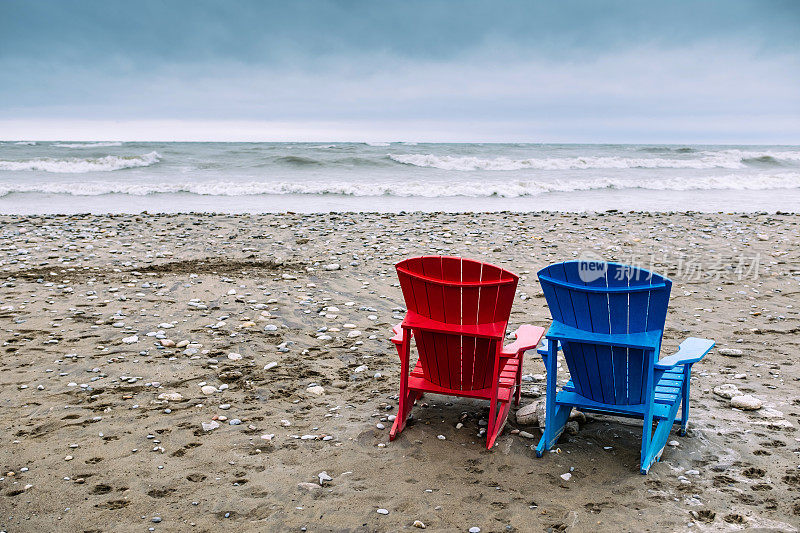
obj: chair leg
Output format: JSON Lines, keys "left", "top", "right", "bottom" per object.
{"left": 535, "top": 403, "right": 571, "bottom": 457}
{"left": 390, "top": 335, "right": 416, "bottom": 441}
{"left": 486, "top": 399, "right": 511, "bottom": 449}
{"left": 486, "top": 394, "right": 498, "bottom": 448}
{"left": 641, "top": 417, "right": 673, "bottom": 474}
{"left": 536, "top": 341, "right": 571, "bottom": 457}
{"left": 514, "top": 352, "right": 523, "bottom": 406}
{"left": 389, "top": 385, "right": 422, "bottom": 441}
{"left": 679, "top": 365, "right": 692, "bottom": 436}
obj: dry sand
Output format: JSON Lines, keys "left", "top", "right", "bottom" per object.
{"left": 0, "top": 211, "right": 799, "bottom": 532}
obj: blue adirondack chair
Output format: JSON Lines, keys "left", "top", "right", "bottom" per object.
{"left": 534, "top": 261, "right": 714, "bottom": 474}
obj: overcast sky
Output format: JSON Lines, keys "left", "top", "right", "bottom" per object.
{"left": 1, "top": 1, "right": 798, "bottom": 142}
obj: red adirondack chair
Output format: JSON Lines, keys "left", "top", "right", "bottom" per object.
{"left": 390, "top": 256, "right": 545, "bottom": 449}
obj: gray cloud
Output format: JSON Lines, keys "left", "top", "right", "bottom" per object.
{"left": 1, "top": 0, "right": 798, "bottom": 142}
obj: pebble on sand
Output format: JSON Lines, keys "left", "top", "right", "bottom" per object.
{"left": 730, "top": 394, "right": 763, "bottom": 410}
{"left": 717, "top": 348, "right": 744, "bottom": 357}
{"left": 712, "top": 384, "right": 740, "bottom": 399}
{"left": 157, "top": 392, "right": 183, "bottom": 402}
{"left": 515, "top": 402, "right": 539, "bottom": 425}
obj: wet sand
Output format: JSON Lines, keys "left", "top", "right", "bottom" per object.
{"left": 1, "top": 211, "right": 799, "bottom": 532}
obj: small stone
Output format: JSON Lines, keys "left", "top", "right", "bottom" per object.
{"left": 160, "top": 339, "right": 175, "bottom": 347}
{"left": 718, "top": 348, "right": 744, "bottom": 357}
{"left": 229, "top": 419, "right": 242, "bottom": 425}
{"left": 759, "top": 407, "right": 784, "bottom": 418}
{"left": 730, "top": 395, "right": 762, "bottom": 410}
{"left": 437, "top": 435, "right": 446, "bottom": 440}
{"left": 560, "top": 473, "right": 572, "bottom": 481}
{"left": 306, "top": 385, "right": 325, "bottom": 396}
{"left": 152, "top": 517, "right": 162, "bottom": 523}
{"left": 264, "top": 324, "right": 278, "bottom": 331}
{"left": 469, "top": 528, "right": 481, "bottom": 533}
{"left": 122, "top": 335, "right": 138, "bottom": 344}
{"left": 201, "top": 385, "right": 218, "bottom": 395}
{"left": 377, "top": 509, "right": 389, "bottom": 515}
{"left": 263, "top": 362, "right": 278, "bottom": 370}
{"left": 713, "top": 384, "right": 739, "bottom": 399}
{"left": 518, "top": 431, "right": 535, "bottom": 439}
{"left": 297, "top": 482, "right": 320, "bottom": 492}
{"left": 282, "top": 273, "right": 297, "bottom": 280}
{"left": 515, "top": 402, "right": 539, "bottom": 426}
{"left": 227, "top": 353, "right": 242, "bottom": 361}
{"left": 323, "top": 264, "right": 340, "bottom": 271}
{"left": 157, "top": 392, "right": 183, "bottom": 402}
{"left": 413, "top": 520, "right": 426, "bottom": 529}
{"left": 202, "top": 421, "right": 220, "bottom": 431}
{"left": 668, "top": 440, "right": 680, "bottom": 447}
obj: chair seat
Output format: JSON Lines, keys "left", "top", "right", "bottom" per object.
{"left": 558, "top": 367, "right": 685, "bottom": 421}
{"left": 408, "top": 355, "right": 519, "bottom": 403}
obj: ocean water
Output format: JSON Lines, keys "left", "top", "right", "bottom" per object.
{"left": 1, "top": 141, "right": 799, "bottom": 214}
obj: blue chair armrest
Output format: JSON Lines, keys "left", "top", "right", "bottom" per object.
{"left": 655, "top": 337, "right": 715, "bottom": 369}
{"left": 537, "top": 338, "right": 563, "bottom": 356}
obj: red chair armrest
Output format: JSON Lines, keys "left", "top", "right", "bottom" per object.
{"left": 501, "top": 325, "right": 546, "bottom": 357}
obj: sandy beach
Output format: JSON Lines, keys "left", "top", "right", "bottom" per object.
{"left": 1, "top": 211, "right": 799, "bottom": 532}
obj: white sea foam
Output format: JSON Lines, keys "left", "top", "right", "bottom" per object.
{"left": 0, "top": 152, "right": 160, "bottom": 173}
{"left": 709, "top": 149, "right": 800, "bottom": 162}
{"left": 54, "top": 142, "right": 124, "bottom": 148}
{"left": 2, "top": 172, "right": 798, "bottom": 198}
{"left": 13, "top": 141, "right": 37, "bottom": 145}
{"left": 364, "top": 142, "right": 391, "bottom": 147}
{"left": 389, "top": 151, "right": 800, "bottom": 171}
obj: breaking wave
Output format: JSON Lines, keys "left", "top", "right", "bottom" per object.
{"left": 54, "top": 142, "right": 124, "bottom": 148}
{"left": 2, "top": 172, "right": 799, "bottom": 198}
{"left": 0, "top": 152, "right": 160, "bottom": 173}
{"left": 389, "top": 150, "right": 800, "bottom": 171}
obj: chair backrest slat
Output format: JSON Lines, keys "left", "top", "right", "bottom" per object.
{"left": 538, "top": 261, "right": 671, "bottom": 406}
{"left": 396, "top": 256, "right": 519, "bottom": 391}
